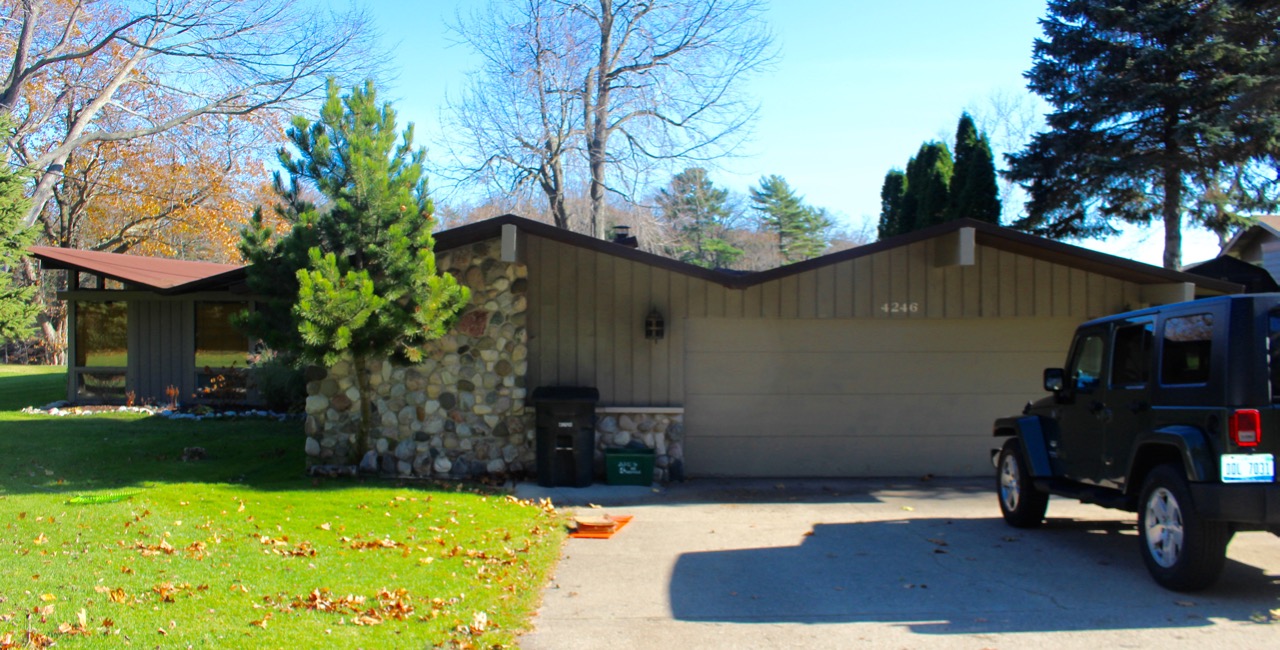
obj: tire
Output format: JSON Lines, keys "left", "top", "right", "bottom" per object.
{"left": 997, "top": 438, "right": 1049, "bottom": 528}
{"left": 1137, "top": 464, "right": 1232, "bottom": 592}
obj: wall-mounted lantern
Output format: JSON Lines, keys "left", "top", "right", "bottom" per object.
{"left": 644, "top": 308, "right": 665, "bottom": 341}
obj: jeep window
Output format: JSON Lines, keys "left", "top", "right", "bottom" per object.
{"left": 1110, "top": 322, "right": 1153, "bottom": 387}
{"left": 1160, "top": 314, "right": 1213, "bottom": 385}
{"left": 1069, "top": 333, "right": 1105, "bottom": 392}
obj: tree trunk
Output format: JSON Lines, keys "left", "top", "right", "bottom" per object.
{"left": 1162, "top": 167, "right": 1183, "bottom": 270}
{"left": 586, "top": 0, "right": 614, "bottom": 240}
{"left": 352, "top": 355, "right": 373, "bottom": 464}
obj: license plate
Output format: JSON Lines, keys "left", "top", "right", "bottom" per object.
{"left": 1221, "top": 454, "right": 1275, "bottom": 483}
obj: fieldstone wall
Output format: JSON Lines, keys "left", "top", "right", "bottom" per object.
{"left": 303, "top": 239, "right": 535, "bottom": 479}
{"left": 594, "top": 410, "right": 684, "bottom": 482}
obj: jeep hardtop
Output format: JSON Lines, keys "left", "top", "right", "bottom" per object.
{"left": 993, "top": 293, "right": 1280, "bottom": 591}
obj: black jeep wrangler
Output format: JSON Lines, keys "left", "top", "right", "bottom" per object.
{"left": 993, "top": 294, "right": 1280, "bottom": 591}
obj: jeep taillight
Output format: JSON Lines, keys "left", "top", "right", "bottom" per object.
{"left": 1229, "top": 409, "right": 1261, "bottom": 447}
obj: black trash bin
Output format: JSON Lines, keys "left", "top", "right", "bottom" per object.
{"left": 531, "top": 386, "right": 599, "bottom": 488}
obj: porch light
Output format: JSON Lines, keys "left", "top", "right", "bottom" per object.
{"left": 644, "top": 308, "right": 665, "bottom": 341}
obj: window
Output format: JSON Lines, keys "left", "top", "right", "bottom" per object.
{"left": 75, "top": 301, "right": 128, "bottom": 367}
{"left": 1069, "top": 333, "right": 1105, "bottom": 392}
{"left": 194, "top": 302, "right": 249, "bottom": 403}
{"left": 74, "top": 301, "right": 128, "bottom": 400}
{"left": 1161, "top": 314, "right": 1214, "bottom": 385}
{"left": 1110, "top": 322, "right": 1153, "bottom": 387}
{"left": 195, "top": 302, "right": 248, "bottom": 369}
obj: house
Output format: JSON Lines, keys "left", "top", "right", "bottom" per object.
{"left": 1218, "top": 215, "right": 1280, "bottom": 286}
{"left": 32, "top": 216, "right": 1241, "bottom": 479}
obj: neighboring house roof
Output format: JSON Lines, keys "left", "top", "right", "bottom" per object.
{"left": 30, "top": 215, "right": 1244, "bottom": 297}
{"left": 437, "top": 214, "right": 1244, "bottom": 294}
{"left": 28, "top": 246, "right": 247, "bottom": 294}
{"left": 1221, "top": 215, "right": 1280, "bottom": 259}
{"left": 1182, "top": 255, "right": 1280, "bottom": 293}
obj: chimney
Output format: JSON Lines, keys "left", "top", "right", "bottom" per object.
{"left": 612, "top": 225, "right": 638, "bottom": 248}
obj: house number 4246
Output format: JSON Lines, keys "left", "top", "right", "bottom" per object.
{"left": 880, "top": 302, "right": 920, "bottom": 314}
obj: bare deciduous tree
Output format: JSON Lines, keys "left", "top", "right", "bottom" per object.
{"left": 1, "top": 0, "right": 379, "bottom": 228}
{"left": 446, "top": 0, "right": 774, "bottom": 239}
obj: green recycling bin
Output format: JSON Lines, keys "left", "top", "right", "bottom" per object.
{"left": 604, "top": 447, "right": 655, "bottom": 486}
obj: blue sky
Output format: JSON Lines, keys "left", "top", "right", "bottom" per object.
{"left": 365, "top": 0, "right": 1223, "bottom": 266}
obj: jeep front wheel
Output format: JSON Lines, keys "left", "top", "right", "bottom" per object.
{"left": 1137, "top": 464, "right": 1231, "bottom": 591}
{"left": 997, "top": 438, "right": 1048, "bottom": 528}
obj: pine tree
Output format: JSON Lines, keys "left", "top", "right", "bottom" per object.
{"left": 0, "top": 116, "right": 39, "bottom": 342}
{"left": 948, "top": 113, "right": 1000, "bottom": 224}
{"left": 239, "top": 80, "right": 470, "bottom": 460}
{"left": 1007, "top": 0, "right": 1280, "bottom": 269}
{"left": 902, "top": 142, "right": 953, "bottom": 232}
{"left": 656, "top": 168, "right": 743, "bottom": 268}
{"left": 877, "top": 169, "right": 907, "bottom": 239}
{"left": 749, "top": 175, "right": 831, "bottom": 262}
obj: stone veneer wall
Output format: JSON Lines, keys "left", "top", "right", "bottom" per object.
{"left": 594, "top": 410, "right": 684, "bottom": 482}
{"left": 303, "top": 239, "right": 535, "bottom": 479}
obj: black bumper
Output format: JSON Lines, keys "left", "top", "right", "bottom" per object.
{"left": 1189, "top": 482, "right": 1280, "bottom": 526}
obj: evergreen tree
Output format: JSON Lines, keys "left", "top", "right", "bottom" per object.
{"left": 239, "top": 80, "right": 470, "bottom": 460}
{"left": 656, "top": 168, "right": 743, "bottom": 268}
{"left": 948, "top": 113, "right": 1000, "bottom": 224}
{"left": 877, "top": 169, "right": 907, "bottom": 239}
{"left": 1007, "top": 0, "right": 1280, "bottom": 269}
{"left": 902, "top": 142, "right": 953, "bottom": 232}
{"left": 749, "top": 175, "right": 831, "bottom": 262}
{"left": 0, "top": 116, "right": 38, "bottom": 342}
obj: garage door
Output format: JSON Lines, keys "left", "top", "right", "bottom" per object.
{"left": 683, "top": 318, "right": 1079, "bottom": 477}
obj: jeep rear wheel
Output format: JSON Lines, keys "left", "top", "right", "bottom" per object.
{"left": 997, "top": 439, "right": 1048, "bottom": 528}
{"left": 1138, "top": 464, "right": 1231, "bottom": 591}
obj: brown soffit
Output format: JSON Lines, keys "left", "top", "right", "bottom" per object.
{"left": 434, "top": 214, "right": 1244, "bottom": 295}
{"left": 28, "top": 246, "right": 246, "bottom": 294}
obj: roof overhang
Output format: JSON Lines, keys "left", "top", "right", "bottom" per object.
{"left": 28, "top": 246, "right": 248, "bottom": 295}
{"left": 435, "top": 215, "right": 1243, "bottom": 295}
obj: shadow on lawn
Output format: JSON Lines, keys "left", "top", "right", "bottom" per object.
{"left": 669, "top": 515, "right": 1280, "bottom": 632}
{"left": 0, "top": 414, "right": 312, "bottom": 495}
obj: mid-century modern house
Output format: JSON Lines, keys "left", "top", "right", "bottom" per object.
{"left": 30, "top": 216, "right": 1243, "bottom": 479}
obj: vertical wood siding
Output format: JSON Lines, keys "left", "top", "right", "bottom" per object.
{"left": 129, "top": 299, "right": 193, "bottom": 402}
{"left": 525, "top": 234, "right": 1146, "bottom": 406}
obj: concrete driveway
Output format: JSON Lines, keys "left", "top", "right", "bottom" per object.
{"left": 515, "top": 478, "right": 1280, "bottom": 649}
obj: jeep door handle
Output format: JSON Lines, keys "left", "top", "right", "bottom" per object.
{"left": 1090, "top": 401, "right": 1112, "bottom": 422}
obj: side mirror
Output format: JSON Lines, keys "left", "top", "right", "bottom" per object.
{"left": 1044, "top": 368, "right": 1065, "bottom": 392}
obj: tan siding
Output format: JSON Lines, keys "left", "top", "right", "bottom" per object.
{"left": 797, "top": 269, "right": 818, "bottom": 319}
{"left": 595, "top": 254, "right": 616, "bottom": 400}
{"left": 521, "top": 233, "right": 1147, "bottom": 409}
{"left": 834, "top": 260, "right": 854, "bottom": 318}
{"left": 575, "top": 245, "right": 596, "bottom": 385}
{"left": 650, "top": 268, "right": 672, "bottom": 404}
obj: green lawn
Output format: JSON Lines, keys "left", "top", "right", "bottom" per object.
{"left": 0, "top": 364, "right": 66, "bottom": 411}
{"left": 0, "top": 369, "right": 565, "bottom": 649}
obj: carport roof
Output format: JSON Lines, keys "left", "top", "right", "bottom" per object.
{"left": 28, "top": 246, "right": 246, "bottom": 294}
{"left": 438, "top": 215, "right": 1245, "bottom": 295}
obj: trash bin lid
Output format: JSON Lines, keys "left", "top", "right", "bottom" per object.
{"left": 531, "top": 386, "right": 600, "bottom": 402}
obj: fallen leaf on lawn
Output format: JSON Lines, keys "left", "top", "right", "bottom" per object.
{"left": 249, "top": 612, "right": 272, "bottom": 628}
{"left": 319, "top": 523, "right": 331, "bottom": 531}
{"left": 108, "top": 588, "right": 127, "bottom": 604}
{"left": 39, "top": 594, "right": 55, "bottom": 602}
{"left": 33, "top": 533, "right": 47, "bottom": 545}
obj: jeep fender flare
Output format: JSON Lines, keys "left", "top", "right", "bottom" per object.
{"left": 1126, "top": 426, "right": 1216, "bottom": 487}
{"left": 994, "top": 415, "right": 1054, "bottom": 478}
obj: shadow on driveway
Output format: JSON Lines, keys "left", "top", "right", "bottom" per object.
{"left": 669, "top": 515, "right": 1280, "bottom": 634}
